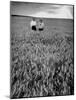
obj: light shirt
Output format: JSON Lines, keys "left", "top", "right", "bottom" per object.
{"left": 30, "top": 20, "right": 36, "bottom": 27}
{"left": 38, "top": 22, "right": 44, "bottom": 29}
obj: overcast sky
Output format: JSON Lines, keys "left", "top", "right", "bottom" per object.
{"left": 10, "top": 2, "right": 73, "bottom": 19}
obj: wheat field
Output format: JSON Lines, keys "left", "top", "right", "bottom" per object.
{"left": 10, "top": 15, "right": 74, "bottom": 98}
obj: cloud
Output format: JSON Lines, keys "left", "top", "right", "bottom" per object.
{"left": 29, "top": 5, "right": 73, "bottom": 19}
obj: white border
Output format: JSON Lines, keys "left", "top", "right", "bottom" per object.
{"left": 0, "top": 0, "right": 75, "bottom": 100}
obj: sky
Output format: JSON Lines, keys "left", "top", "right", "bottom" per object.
{"left": 10, "top": 2, "right": 73, "bottom": 19}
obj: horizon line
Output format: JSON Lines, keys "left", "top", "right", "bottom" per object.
{"left": 11, "top": 14, "right": 73, "bottom": 20}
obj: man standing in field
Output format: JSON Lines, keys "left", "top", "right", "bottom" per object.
{"left": 38, "top": 19, "right": 44, "bottom": 31}
{"left": 30, "top": 18, "right": 37, "bottom": 31}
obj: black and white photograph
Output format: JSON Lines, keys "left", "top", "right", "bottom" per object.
{"left": 10, "top": 1, "right": 74, "bottom": 99}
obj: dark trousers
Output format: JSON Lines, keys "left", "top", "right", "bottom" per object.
{"left": 32, "top": 26, "right": 36, "bottom": 31}
{"left": 39, "top": 28, "right": 44, "bottom": 31}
